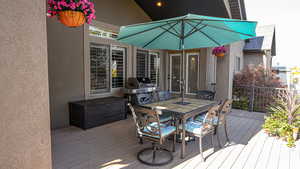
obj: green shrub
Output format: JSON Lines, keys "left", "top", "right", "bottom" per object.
{"left": 262, "top": 91, "right": 300, "bottom": 147}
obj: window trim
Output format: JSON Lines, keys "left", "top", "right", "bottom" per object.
{"left": 89, "top": 43, "right": 111, "bottom": 95}
{"left": 111, "top": 45, "right": 127, "bottom": 89}
{"left": 85, "top": 43, "right": 128, "bottom": 99}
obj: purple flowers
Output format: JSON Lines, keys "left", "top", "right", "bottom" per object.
{"left": 47, "top": 0, "right": 96, "bottom": 24}
{"left": 212, "top": 46, "right": 227, "bottom": 55}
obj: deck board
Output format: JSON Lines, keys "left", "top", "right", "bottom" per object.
{"left": 51, "top": 109, "right": 299, "bottom": 169}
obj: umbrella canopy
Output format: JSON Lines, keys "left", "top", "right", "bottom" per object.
{"left": 117, "top": 14, "right": 257, "bottom": 103}
{"left": 117, "top": 14, "right": 257, "bottom": 50}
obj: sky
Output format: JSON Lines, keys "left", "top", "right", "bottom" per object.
{"left": 244, "top": 0, "right": 300, "bottom": 67}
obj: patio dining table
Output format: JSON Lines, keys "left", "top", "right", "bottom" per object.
{"left": 142, "top": 97, "right": 217, "bottom": 158}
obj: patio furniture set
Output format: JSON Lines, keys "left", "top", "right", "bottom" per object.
{"left": 128, "top": 90, "right": 233, "bottom": 166}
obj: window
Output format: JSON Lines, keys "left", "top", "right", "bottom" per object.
{"left": 149, "top": 52, "right": 160, "bottom": 86}
{"left": 90, "top": 43, "right": 110, "bottom": 94}
{"left": 236, "top": 56, "right": 241, "bottom": 71}
{"left": 136, "top": 50, "right": 160, "bottom": 86}
{"left": 136, "top": 50, "right": 149, "bottom": 78}
{"left": 112, "top": 47, "right": 126, "bottom": 88}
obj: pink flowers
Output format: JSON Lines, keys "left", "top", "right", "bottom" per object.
{"left": 212, "top": 46, "right": 227, "bottom": 55}
{"left": 47, "top": 0, "right": 96, "bottom": 24}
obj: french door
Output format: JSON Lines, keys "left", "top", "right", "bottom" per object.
{"left": 169, "top": 54, "right": 182, "bottom": 93}
{"left": 169, "top": 52, "right": 200, "bottom": 94}
{"left": 186, "top": 53, "right": 199, "bottom": 94}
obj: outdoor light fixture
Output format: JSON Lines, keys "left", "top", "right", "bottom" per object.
{"left": 156, "top": 1, "right": 163, "bottom": 7}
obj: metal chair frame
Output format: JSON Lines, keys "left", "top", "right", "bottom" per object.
{"left": 128, "top": 103, "right": 176, "bottom": 166}
{"left": 182, "top": 105, "right": 221, "bottom": 162}
{"left": 217, "top": 99, "right": 233, "bottom": 144}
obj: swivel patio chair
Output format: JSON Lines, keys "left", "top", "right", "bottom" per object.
{"left": 133, "top": 93, "right": 172, "bottom": 123}
{"left": 218, "top": 99, "right": 233, "bottom": 145}
{"left": 182, "top": 105, "right": 220, "bottom": 162}
{"left": 128, "top": 103, "right": 176, "bottom": 166}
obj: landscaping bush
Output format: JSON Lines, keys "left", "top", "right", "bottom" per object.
{"left": 263, "top": 91, "right": 300, "bottom": 147}
{"left": 233, "top": 64, "right": 285, "bottom": 112}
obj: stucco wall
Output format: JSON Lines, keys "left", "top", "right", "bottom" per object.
{"left": 0, "top": 0, "right": 52, "bottom": 168}
{"left": 47, "top": 0, "right": 151, "bottom": 129}
{"left": 216, "top": 41, "right": 243, "bottom": 100}
{"left": 94, "top": 0, "right": 151, "bottom": 26}
{"left": 47, "top": 19, "right": 85, "bottom": 129}
{"left": 244, "top": 53, "right": 264, "bottom": 67}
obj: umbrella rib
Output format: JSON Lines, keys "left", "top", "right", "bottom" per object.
{"left": 187, "top": 18, "right": 257, "bottom": 24}
{"left": 167, "top": 21, "right": 180, "bottom": 35}
{"left": 189, "top": 20, "right": 254, "bottom": 37}
{"left": 198, "top": 30, "right": 221, "bottom": 46}
{"left": 118, "top": 21, "right": 178, "bottom": 41}
{"left": 159, "top": 24, "right": 181, "bottom": 38}
{"left": 184, "top": 21, "right": 207, "bottom": 39}
{"left": 143, "top": 21, "right": 180, "bottom": 48}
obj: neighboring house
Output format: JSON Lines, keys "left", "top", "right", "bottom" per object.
{"left": 272, "top": 66, "right": 290, "bottom": 87}
{"left": 46, "top": 0, "right": 250, "bottom": 129}
{"left": 243, "top": 25, "right": 276, "bottom": 70}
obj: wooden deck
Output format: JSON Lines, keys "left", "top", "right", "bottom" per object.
{"left": 52, "top": 109, "right": 300, "bottom": 169}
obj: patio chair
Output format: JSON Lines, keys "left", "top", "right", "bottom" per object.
{"left": 157, "top": 91, "right": 173, "bottom": 123}
{"left": 218, "top": 99, "right": 233, "bottom": 144}
{"left": 182, "top": 105, "right": 220, "bottom": 162}
{"left": 127, "top": 103, "right": 176, "bottom": 166}
{"left": 196, "top": 90, "right": 215, "bottom": 101}
{"left": 133, "top": 92, "right": 172, "bottom": 123}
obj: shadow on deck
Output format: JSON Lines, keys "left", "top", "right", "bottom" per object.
{"left": 52, "top": 109, "right": 299, "bottom": 169}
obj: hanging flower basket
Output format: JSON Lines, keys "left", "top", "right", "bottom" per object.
{"left": 47, "top": 0, "right": 96, "bottom": 28}
{"left": 212, "top": 46, "right": 227, "bottom": 58}
{"left": 59, "top": 10, "right": 85, "bottom": 27}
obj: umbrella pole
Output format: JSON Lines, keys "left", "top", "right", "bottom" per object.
{"left": 181, "top": 49, "right": 185, "bottom": 103}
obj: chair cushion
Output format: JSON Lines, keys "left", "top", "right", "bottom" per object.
{"left": 194, "top": 114, "right": 219, "bottom": 125}
{"left": 159, "top": 112, "right": 173, "bottom": 123}
{"left": 184, "top": 121, "right": 204, "bottom": 135}
{"left": 142, "top": 122, "right": 176, "bottom": 138}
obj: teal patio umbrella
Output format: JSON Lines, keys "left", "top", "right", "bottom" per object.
{"left": 117, "top": 14, "right": 257, "bottom": 104}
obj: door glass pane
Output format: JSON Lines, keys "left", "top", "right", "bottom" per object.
{"left": 112, "top": 47, "right": 126, "bottom": 88}
{"left": 149, "top": 53, "right": 160, "bottom": 86}
{"left": 136, "top": 50, "right": 148, "bottom": 78}
{"left": 187, "top": 54, "right": 199, "bottom": 93}
{"left": 90, "top": 43, "right": 110, "bottom": 94}
{"left": 171, "top": 55, "right": 181, "bottom": 92}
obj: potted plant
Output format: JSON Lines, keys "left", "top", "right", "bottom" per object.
{"left": 263, "top": 91, "right": 300, "bottom": 147}
{"left": 47, "top": 0, "right": 96, "bottom": 27}
{"left": 212, "top": 46, "right": 227, "bottom": 58}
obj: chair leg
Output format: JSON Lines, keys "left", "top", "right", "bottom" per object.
{"left": 215, "top": 127, "right": 222, "bottom": 148}
{"left": 224, "top": 122, "right": 230, "bottom": 143}
{"left": 139, "top": 137, "right": 143, "bottom": 144}
{"left": 152, "top": 144, "right": 157, "bottom": 163}
{"left": 211, "top": 133, "right": 215, "bottom": 152}
{"left": 172, "top": 134, "right": 176, "bottom": 152}
{"left": 199, "top": 137, "right": 205, "bottom": 162}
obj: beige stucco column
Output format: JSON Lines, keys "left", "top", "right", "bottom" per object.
{"left": 215, "top": 41, "right": 244, "bottom": 100}
{"left": 0, "top": 0, "right": 52, "bottom": 169}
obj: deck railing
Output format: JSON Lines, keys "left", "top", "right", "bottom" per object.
{"left": 232, "top": 85, "right": 291, "bottom": 112}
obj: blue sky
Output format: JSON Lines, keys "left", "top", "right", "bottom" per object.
{"left": 244, "top": 0, "right": 300, "bottom": 67}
